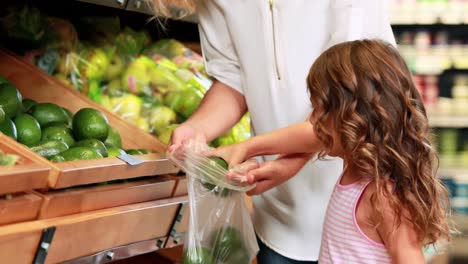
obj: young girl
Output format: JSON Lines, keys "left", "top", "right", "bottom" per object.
{"left": 206, "top": 39, "right": 451, "bottom": 263}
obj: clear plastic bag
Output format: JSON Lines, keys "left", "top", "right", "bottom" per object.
{"left": 168, "top": 140, "right": 259, "bottom": 264}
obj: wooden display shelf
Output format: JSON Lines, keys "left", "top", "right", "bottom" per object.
{"left": 34, "top": 176, "right": 176, "bottom": 219}
{"left": 0, "top": 196, "right": 188, "bottom": 264}
{"left": 0, "top": 133, "right": 51, "bottom": 195}
{"left": 0, "top": 49, "right": 179, "bottom": 189}
{"left": 172, "top": 176, "right": 188, "bottom": 197}
{"left": 0, "top": 192, "right": 43, "bottom": 226}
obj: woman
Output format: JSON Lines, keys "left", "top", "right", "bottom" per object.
{"left": 152, "top": 1, "right": 396, "bottom": 263}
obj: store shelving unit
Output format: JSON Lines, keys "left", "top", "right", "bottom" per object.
{"left": 391, "top": 1, "right": 468, "bottom": 263}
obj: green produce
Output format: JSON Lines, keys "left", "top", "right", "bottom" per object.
{"left": 31, "top": 140, "right": 69, "bottom": 158}
{"left": 43, "top": 122, "right": 70, "bottom": 129}
{"left": 137, "top": 149, "right": 150, "bottom": 154}
{"left": 14, "top": 114, "right": 41, "bottom": 146}
{"left": 49, "top": 155, "right": 65, "bottom": 163}
{"left": 56, "top": 52, "right": 79, "bottom": 75}
{"left": 115, "top": 27, "right": 150, "bottom": 56}
{"left": 149, "top": 39, "right": 187, "bottom": 59}
{"left": 78, "top": 48, "right": 110, "bottom": 80}
{"left": 74, "top": 139, "right": 108, "bottom": 157}
{"left": 110, "top": 94, "right": 142, "bottom": 120}
{"left": 0, "top": 150, "right": 20, "bottom": 166}
{"left": 104, "top": 54, "right": 126, "bottom": 81}
{"left": 1, "top": 6, "right": 48, "bottom": 50}
{"left": 106, "top": 79, "right": 125, "bottom": 97}
{"left": 201, "top": 157, "right": 231, "bottom": 197}
{"left": 22, "top": 99, "right": 37, "bottom": 113}
{"left": 0, "top": 117, "right": 17, "bottom": 140}
{"left": 0, "top": 107, "right": 5, "bottom": 124}
{"left": 126, "top": 149, "right": 145, "bottom": 155}
{"left": 148, "top": 106, "right": 177, "bottom": 135}
{"left": 61, "top": 147, "right": 103, "bottom": 161}
{"left": 32, "top": 103, "right": 68, "bottom": 127}
{"left": 62, "top": 107, "right": 73, "bottom": 124}
{"left": 72, "top": 108, "right": 109, "bottom": 141}
{"left": 181, "top": 247, "right": 215, "bottom": 264}
{"left": 104, "top": 126, "right": 122, "bottom": 148}
{"left": 131, "top": 116, "right": 150, "bottom": 133}
{"left": 0, "top": 76, "right": 10, "bottom": 85}
{"left": 0, "top": 83, "right": 23, "bottom": 118}
{"left": 158, "top": 124, "right": 178, "bottom": 145}
{"left": 211, "top": 226, "right": 249, "bottom": 264}
{"left": 164, "top": 89, "right": 202, "bottom": 119}
{"left": 107, "top": 146, "right": 125, "bottom": 157}
{"left": 41, "top": 125, "right": 75, "bottom": 147}
{"left": 121, "top": 56, "right": 153, "bottom": 95}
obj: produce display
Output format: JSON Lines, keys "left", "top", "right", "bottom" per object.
{"left": 0, "top": 76, "right": 149, "bottom": 162}
{"left": 1, "top": 6, "right": 251, "bottom": 146}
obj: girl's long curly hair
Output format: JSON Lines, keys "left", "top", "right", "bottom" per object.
{"left": 148, "top": 0, "right": 196, "bottom": 18}
{"left": 307, "top": 39, "right": 450, "bottom": 245}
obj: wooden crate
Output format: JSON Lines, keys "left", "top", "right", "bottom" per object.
{"left": 0, "top": 231, "right": 42, "bottom": 264}
{"left": 164, "top": 201, "right": 189, "bottom": 249}
{"left": 0, "top": 49, "right": 179, "bottom": 189}
{"left": 172, "top": 176, "right": 188, "bottom": 197}
{"left": 35, "top": 176, "right": 177, "bottom": 219}
{"left": 0, "top": 134, "right": 50, "bottom": 195}
{"left": 0, "top": 192, "right": 43, "bottom": 226}
{"left": 0, "top": 196, "right": 188, "bottom": 264}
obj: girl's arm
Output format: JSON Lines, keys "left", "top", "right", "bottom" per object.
{"left": 376, "top": 196, "right": 425, "bottom": 264}
{"left": 206, "top": 121, "right": 321, "bottom": 166}
{"left": 245, "top": 153, "right": 314, "bottom": 195}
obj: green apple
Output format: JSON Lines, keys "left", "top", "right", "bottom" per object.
{"left": 104, "top": 54, "right": 125, "bottom": 81}
{"left": 111, "top": 94, "right": 142, "bottom": 120}
{"left": 79, "top": 48, "right": 110, "bottom": 80}
{"left": 149, "top": 106, "right": 177, "bottom": 135}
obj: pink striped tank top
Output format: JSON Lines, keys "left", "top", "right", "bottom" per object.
{"left": 319, "top": 178, "right": 392, "bottom": 263}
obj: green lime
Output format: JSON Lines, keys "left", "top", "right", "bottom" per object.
{"left": 107, "top": 146, "right": 126, "bottom": 157}
{"left": 22, "top": 99, "right": 37, "bottom": 113}
{"left": 0, "top": 117, "right": 17, "bottom": 140}
{"left": 137, "top": 149, "right": 150, "bottom": 154}
{"left": 61, "top": 147, "right": 103, "bottom": 161}
{"left": 30, "top": 140, "right": 69, "bottom": 158}
{"left": 43, "top": 122, "right": 70, "bottom": 129}
{"left": 104, "top": 126, "right": 122, "bottom": 148}
{"left": 125, "top": 149, "right": 142, "bottom": 155}
{"left": 32, "top": 103, "right": 68, "bottom": 127}
{"left": 0, "top": 107, "right": 5, "bottom": 124}
{"left": 62, "top": 107, "right": 73, "bottom": 126}
{"left": 74, "top": 139, "right": 108, "bottom": 157}
{"left": 211, "top": 226, "right": 249, "bottom": 264}
{"left": 49, "top": 155, "right": 65, "bottom": 163}
{"left": 0, "top": 75, "right": 10, "bottom": 85}
{"left": 14, "top": 114, "right": 42, "bottom": 146}
{"left": 0, "top": 83, "right": 22, "bottom": 118}
{"left": 72, "top": 108, "right": 109, "bottom": 141}
{"left": 201, "top": 157, "right": 231, "bottom": 197}
{"left": 41, "top": 125, "right": 75, "bottom": 147}
{"left": 182, "top": 247, "right": 215, "bottom": 264}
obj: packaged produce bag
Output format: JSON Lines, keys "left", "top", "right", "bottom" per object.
{"left": 169, "top": 140, "right": 259, "bottom": 264}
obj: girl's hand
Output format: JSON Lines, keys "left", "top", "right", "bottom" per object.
{"left": 203, "top": 142, "right": 250, "bottom": 167}
{"left": 246, "top": 153, "right": 313, "bottom": 195}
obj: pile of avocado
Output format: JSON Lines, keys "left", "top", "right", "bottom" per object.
{"left": 0, "top": 75, "right": 150, "bottom": 162}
